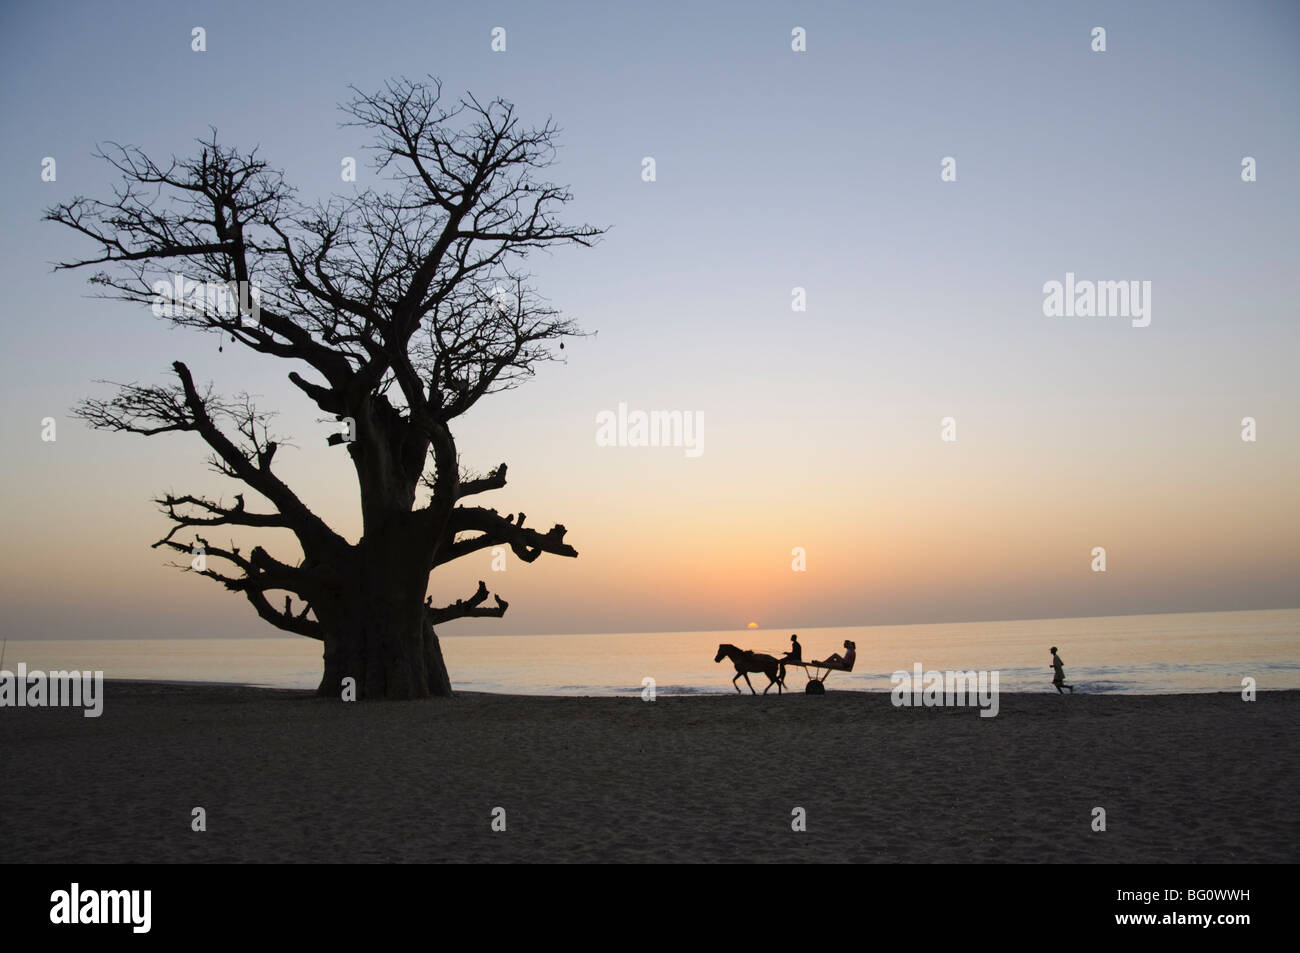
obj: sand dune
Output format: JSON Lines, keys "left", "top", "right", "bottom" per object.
{"left": 1, "top": 682, "right": 1294, "bottom": 863}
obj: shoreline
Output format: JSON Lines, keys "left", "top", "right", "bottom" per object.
{"left": 11, "top": 676, "right": 1287, "bottom": 700}
{"left": 2, "top": 683, "right": 1295, "bottom": 863}
{"left": 98, "top": 678, "right": 1300, "bottom": 697}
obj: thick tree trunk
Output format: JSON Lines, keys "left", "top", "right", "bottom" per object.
{"left": 313, "top": 540, "right": 453, "bottom": 700}
{"left": 317, "top": 612, "right": 452, "bottom": 700}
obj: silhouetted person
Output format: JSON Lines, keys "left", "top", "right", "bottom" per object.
{"left": 780, "top": 634, "right": 802, "bottom": 665}
{"left": 1050, "top": 646, "right": 1074, "bottom": 694}
{"left": 814, "top": 639, "right": 856, "bottom": 671}
{"left": 777, "top": 634, "right": 802, "bottom": 685}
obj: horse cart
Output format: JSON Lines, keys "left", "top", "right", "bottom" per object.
{"left": 714, "top": 643, "right": 855, "bottom": 694}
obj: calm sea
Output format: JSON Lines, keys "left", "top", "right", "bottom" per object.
{"left": 4, "top": 609, "right": 1297, "bottom": 696}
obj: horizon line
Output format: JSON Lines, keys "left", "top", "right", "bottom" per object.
{"left": 6, "top": 605, "right": 1296, "bottom": 642}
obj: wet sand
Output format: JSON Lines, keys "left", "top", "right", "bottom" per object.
{"left": 1, "top": 682, "right": 1294, "bottom": 863}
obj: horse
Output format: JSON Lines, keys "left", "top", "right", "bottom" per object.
{"left": 714, "top": 643, "right": 785, "bottom": 695}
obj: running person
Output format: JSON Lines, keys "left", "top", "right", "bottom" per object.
{"left": 1050, "top": 646, "right": 1074, "bottom": 694}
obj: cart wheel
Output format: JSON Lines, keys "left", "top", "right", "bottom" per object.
{"left": 806, "top": 680, "right": 826, "bottom": 695}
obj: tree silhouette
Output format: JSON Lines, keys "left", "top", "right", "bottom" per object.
{"left": 46, "top": 77, "right": 603, "bottom": 699}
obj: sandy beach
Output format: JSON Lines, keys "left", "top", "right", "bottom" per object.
{"left": 1, "top": 682, "right": 1295, "bottom": 864}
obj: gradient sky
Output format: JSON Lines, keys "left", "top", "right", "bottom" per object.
{"left": 1, "top": 0, "right": 1297, "bottom": 640}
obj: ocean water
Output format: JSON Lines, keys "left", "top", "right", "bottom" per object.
{"left": 4, "top": 609, "right": 1297, "bottom": 696}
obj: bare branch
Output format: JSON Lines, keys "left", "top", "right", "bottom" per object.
{"left": 425, "top": 580, "right": 508, "bottom": 625}
{"left": 453, "top": 462, "right": 508, "bottom": 499}
{"left": 433, "top": 505, "right": 576, "bottom": 567}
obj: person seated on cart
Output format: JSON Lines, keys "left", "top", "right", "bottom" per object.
{"left": 812, "top": 639, "right": 856, "bottom": 671}
{"left": 779, "top": 634, "right": 802, "bottom": 665}
{"left": 777, "top": 634, "right": 802, "bottom": 683}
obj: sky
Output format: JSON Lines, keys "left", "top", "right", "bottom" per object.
{"left": 0, "top": 0, "right": 1297, "bottom": 640}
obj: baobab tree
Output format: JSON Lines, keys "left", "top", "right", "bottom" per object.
{"left": 46, "top": 77, "right": 603, "bottom": 699}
